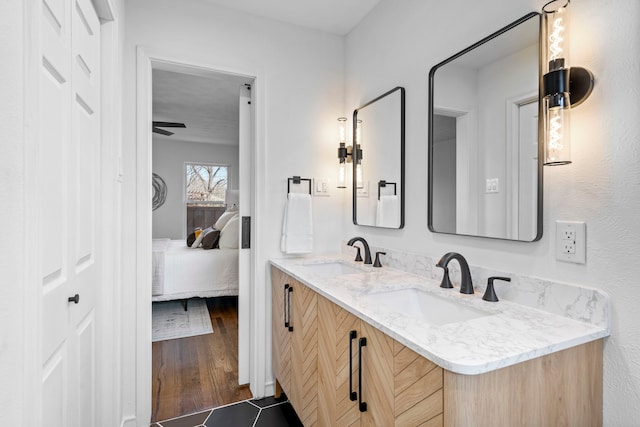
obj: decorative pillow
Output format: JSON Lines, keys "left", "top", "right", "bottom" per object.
{"left": 191, "top": 228, "right": 206, "bottom": 248}
{"left": 186, "top": 228, "right": 202, "bottom": 247}
{"left": 218, "top": 215, "right": 240, "bottom": 249}
{"left": 214, "top": 211, "right": 239, "bottom": 231}
{"left": 201, "top": 227, "right": 221, "bottom": 249}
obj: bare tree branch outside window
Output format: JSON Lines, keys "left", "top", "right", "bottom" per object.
{"left": 186, "top": 163, "right": 228, "bottom": 205}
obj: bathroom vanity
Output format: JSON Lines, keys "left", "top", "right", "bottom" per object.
{"left": 270, "top": 256, "right": 608, "bottom": 426}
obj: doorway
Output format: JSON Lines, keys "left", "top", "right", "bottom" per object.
{"left": 432, "top": 108, "right": 480, "bottom": 236}
{"left": 148, "top": 61, "right": 255, "bottom": 422}
{"left": 506, "top": 94, "right": 538, "bottom": 240}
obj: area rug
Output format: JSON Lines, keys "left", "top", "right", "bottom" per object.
{"left": 152, "top": 299, "right": 213, "bottom": 342}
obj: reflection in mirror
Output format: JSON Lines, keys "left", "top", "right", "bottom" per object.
{"left": 353, "top": 87, "right": 405, "bottom": 229}
{"left": 428, "top": 12, "right": 542, "bottom": 241}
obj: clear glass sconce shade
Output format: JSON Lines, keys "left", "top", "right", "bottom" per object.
{"left": 543, "top": 1, "right": 570, "bottom": 73}
{"left": 353, "top": 143, "right": 364, "bottom": 189}
{"left": 337, "top": 159, "right": 347, "bottom": 188}
{"left": 355, "top": 119, "right": 363, "bottom": 146}
{"left": 543, "top": 93, "right": 572, "bottom": 165}
{"left": 337, "top": 117, "right": 348, "bottom": 144}
{"left": 355, "top": 120, "right": 363, "bottom": 188}
{"left": 355, "top": 162, "right": 364, "bottom": 189}
{"left": 542, "top": 0, "right": 572, "bottom": 166}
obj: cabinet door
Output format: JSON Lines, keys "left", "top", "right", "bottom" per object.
{"left": 393, "top": 341, "right": 443, "bottom": 426}
{"left": 317, "top": 294, "right": 444, "bottom": 427}
{"left": 289, "top": 279, "right": 318, "bottom": 427}
{"left": 360, "top": 321, "right": 395, "bottom": 427}
{"left": 360, "top": 322, "right": 445, "bottom": 427}
{"left": 318, "top": 296, "right": 361, "bottom": 427}
{"left": 271, "top": 267, "right": 291, "bottom": 396}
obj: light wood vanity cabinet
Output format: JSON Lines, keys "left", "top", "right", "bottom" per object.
{"left": 271, "top": 267, "right": 319, "bottom": 426}
{"left": 271, "top": 266, "right": 603, "bottom": 427}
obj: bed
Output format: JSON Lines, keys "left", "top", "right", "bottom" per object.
{"left": 152, "top": 238, "right": 239, "bottom": 301}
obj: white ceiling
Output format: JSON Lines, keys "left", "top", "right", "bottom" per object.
{"left": 152, "top": 67, "right": 252, "bottom": 146}
{"left": 202, "top": 0, "right": 382, "bottom": 35}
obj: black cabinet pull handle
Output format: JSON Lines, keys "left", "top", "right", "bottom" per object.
{"left": 349, "top": 330, "right": 357, "bottom": 401}
{"left": 358, "top": 337, "right": 367, "bottom": 412}
{"left": 68, "top": 294, "right": 80, "bottom": 304}
{"left": 287, "top": 287, "right": 294, "bottom": 332}
{"left": 284, "top": 284, "right": 289, "bottom": 328}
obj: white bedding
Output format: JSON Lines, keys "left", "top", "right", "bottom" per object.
{"left": 152, "top": 239, "right": 171, "bottom": 295}
{"left": 152, "top": 239, "right": 239, "bottom": 301}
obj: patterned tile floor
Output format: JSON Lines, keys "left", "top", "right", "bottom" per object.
{"left": 151, "top": 396, "right": 303, "bottom": 427}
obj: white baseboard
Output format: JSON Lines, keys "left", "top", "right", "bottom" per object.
{"left": 264, "top": 380, "right": 275, "bottom": 397}
{"left": 250, "top": 379, "right": 275, "bottom": 400}
{"left": 120, "top": 416, "right": 137, "bottom": 427}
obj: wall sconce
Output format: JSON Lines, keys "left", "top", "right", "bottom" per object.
{"left": 337, "top": 117, "right": 349, "bottom": 188}
{"left": 542, "top": 0, "right": 594, "bottom": 166}
{"left": 336, "top": 117, "right": 365, "bottom": 188}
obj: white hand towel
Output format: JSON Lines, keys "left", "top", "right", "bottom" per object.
{"left": 281, "top": 193, "right": 313, "bottom": 254}
{"left": 376, "top": 195, "right": 400, "bottom": 228}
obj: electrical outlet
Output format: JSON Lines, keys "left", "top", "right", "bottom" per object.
{"left": 562, "top": 241, "right": 576, "bottom": 254}
{"left": 556, "top": 221, "right": 586, "bottom": 263}
{"left": 563, "top": 229, "right": 576, "bottom": 241}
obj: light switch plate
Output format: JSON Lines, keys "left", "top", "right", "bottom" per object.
{"left": 312, "top": 178, "right": 330, "bottom": 196}
{"left": 556, "top": 220, "right": 586, "bottom": 264}
{"left": 485, "top": 178, "right": 499, "bottom": 193}
{"left": 356, "top": 181, "right": 369, "bottom": 197}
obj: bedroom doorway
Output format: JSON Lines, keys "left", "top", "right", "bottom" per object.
{"left": 148, "top": 61, "right": 255, "bottom": 422}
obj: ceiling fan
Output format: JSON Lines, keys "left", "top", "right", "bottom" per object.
{"left": 152, "top": 121, "right": 186, "bottom": 136}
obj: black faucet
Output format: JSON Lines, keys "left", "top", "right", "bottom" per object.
{"left": 483, "top": 276, "right": 511, "bottom": 302}
{"left": 436, "top": 252, "right": 474, "bottom": 294}
{"left": 373, "top": 251, "right": 386, "bottom": 268}
{"left": 347, "top": 237, "right": 372, "bottom": 265}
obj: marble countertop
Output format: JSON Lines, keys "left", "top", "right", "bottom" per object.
{"left": 270, "top": 255, "right": 610, "bottom": 375}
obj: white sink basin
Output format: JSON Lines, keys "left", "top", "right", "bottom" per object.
{"left": 299, "top": 262, "right": 363, "bottom": 277}
{"left": 363, "top": 287, "right": 490, "bottom": 326}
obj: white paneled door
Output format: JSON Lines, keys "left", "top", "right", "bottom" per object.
{"left": 39, "top": 0, "right": 101, "bottom": 425}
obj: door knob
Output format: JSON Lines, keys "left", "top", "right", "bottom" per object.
{"left": 68, "top": 294, "right": 80, "bottom": 304}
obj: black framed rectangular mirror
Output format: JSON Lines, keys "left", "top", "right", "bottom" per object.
{"left": 353, "top": 86, "right": 405, "bottom": 229}
{"left": 428, "top": 12, "right": 542, "bottom": 241}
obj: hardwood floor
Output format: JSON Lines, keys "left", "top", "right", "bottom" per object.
{"left": 151, "top": 296, "right": 252, "bottom": 422}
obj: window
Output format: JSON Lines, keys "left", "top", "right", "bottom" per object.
{"left": 185, "top": 163, "right": 229, "bottom": 205}
{"left": 185, "top": 163, "right": 229, "bottom": 232}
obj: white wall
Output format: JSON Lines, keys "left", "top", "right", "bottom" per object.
{"left": 0, "top": 1, "right": 25, "bottom": 425}
{"left": 122, "top": 0, "right": 345, "bottom": 421}
{"left": 152, "top": 139, "right": 239, "bottom": 239}
{"left": 345, "top": 0, "right": 640, "bottom": 424}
